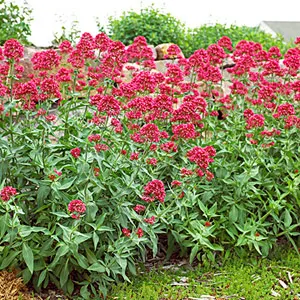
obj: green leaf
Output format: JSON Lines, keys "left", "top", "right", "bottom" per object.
{"left": 57, "top": 177, "right": 76, "bottom": 190}
{"left": 60, "top": 263, "right": 70, "bottom": 287}
{"left": 88, "top": 262, "right": 106, "bottom": 273}
{"left": 229, "top": 206, "right": 239, "bottom": 223}
{"left": 284, "top": 209, "right": 292, "bottom": 228}
{"left": 0, "top": 251, "right": 21, "bottom": 269}
{"left": 51, "top": 211, "right": 70, "bottom": 218}
{"left": 37, "top": 185, "right": 51, "bottom": 207}
{"left": 202, "top": 191, "right": 213, "bottom": 202}
{"left": 22, "top": 243, "right": 34, "bottom": 274}
{"left": 86, "top": 202, "right": 98, "bottom": 222}
{"left": 37, "top": 269, "right": 47, "bottom": 287}
{"left": 19, "top": 226, "right": 51, "bottom": 238}
{"left": 0, "top": 213, "right": 8, "bottom": 239}
{"left": 80, "top": 285, "right": 91, "bottom": 299}
{"left": 190, "top": 244, "right": 199, "bottom": 264}
{"left": 93, "top": 232, "right": 99, "bottom": 251}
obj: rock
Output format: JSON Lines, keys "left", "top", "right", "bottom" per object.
{"left": 155, "top": 59, "right": 179, "bottom": 73}
{"left": 17, "top": 47, "right": 41, "bottom": 81}
{"left": 221, "top": 56, "right": 235, "bottom": 69}
{"left": 155, "top": 43, "right": 184, "bottom": 60}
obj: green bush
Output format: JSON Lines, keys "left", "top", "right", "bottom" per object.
{"left": 0, "top": 0, "right": 32, "bottom": 45}
{"left": 183, "top": 24, "right": 293, "bottom": 57}
{"left": 1, "top": 33, "right": 300, "bottom": 299}
{"left": 105, "top": 5, "right": 186, "bottom": 47}
{"left": 105, "top": 5, "right": 293, "bottom": 58}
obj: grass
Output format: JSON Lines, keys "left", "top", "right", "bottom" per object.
{"left": 108, "top": 246, "right": 300, "bottom": 300}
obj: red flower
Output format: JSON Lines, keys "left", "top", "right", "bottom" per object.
{"left": 122, "top": 228, "right": 131, "bottom": 237}
{"left": 68, "top": 199, "right": 86, "bottom": 219}
{"left": 146, "top": 158, "right": 157, "bottom": 166}
{"left": 70, "top": 148, "right": 81, "bottom": 158}
{"left": 31, "top": 49, "right": 61, "bottom": 70}
{"left": 144, "top": 216, "right": 156, "bottom": 224}
{"left": 205, "top": 221, "right": 211, "bottom": 227}
{"left": 54, "top": 169, "right": 62, "bottom": 176}
{"left": 142, "top": 179, "right": 166, "bottom": 203}
{"left": 59, "top": 40, "right": 73, "bottom": 53}
{"left": 136, "top": 227, "right": 143, "bottom": 238}
{"left": 245, "top": 114, "right": 265, "bottom": 129}
{"left": 133, "top": 204, "right": 146, "bottom": 213}
{"left": 45, "top": 114, "right": 56, "bottom": 122}
{"left": 68, "top": 199, "right": 86, "bottom": 213}
{"left": 172, "top": 123, "right": 198, "bottom": 140}
{"left": 130, "top": 152, "right": 139, "bottom": 161}
{"left": 206, "top": 170, "right": 214, "bottom": 181}
{"left": 218, "top": 36, "right": 233, "bottom": 51}
{"left": 88, "top": 134, "right": 101, "bottom": 142}
{"left": 171, "top": 180, "right": 182, "bottom": 187}
{"left": 94, "top": 167, "right": 100, "bottom": 176}
{"left": 0, "top": 186, "right": 17, "bottom": 201}
{"left": 120, "top": 149, "right": 127, "bottom": 155}
{"left": 187, "top": 146, "right": 216, "bottom": 170}
{"left": 3, "top": 39, "right": 24, "bottom": 61}
{"left": 94, "top": 144, "right": 109, "bottom": 152}
{"left": 48, "top": 174, "right": 56, "bottom": 181}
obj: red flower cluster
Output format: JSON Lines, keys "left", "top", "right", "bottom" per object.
{"left": 90, "top": 94, "right": 121, "bottom": 116}
{"left": 245, "top": 113, "right": 265, "bottom": 129}
{"left": 3, "top": 39, "right": 24, "bottom": 61}
{"left": 126, "top": 36, "right": 154, "bottom": 62}
{"left": 144, "top": 216, "right": 156, "bottom": 224}
{"left": 88, "top": 134, "right": 101, "bottom": 142}
{"left": 59, "top": 40, "right": 73, "bottom": 53}
{"left": 172, "top": 123, "right": 198, "bottom": 140}
{"left": 31, "top": 49, "right": 61, "bottom": 70}
{"left": 122, "top": 228, "right": 131, "bottom": 237}
{"left": 187, "top": 146, "right": 216, "bottom": 171}
{"left": 131, "top": 123, "right": 162, "bottom": 143}
{"left": 0, "top": 186, "right": 17, "bottom": 201}
{"left": 136, "top": 227, "right": 143, "bottom": 238}
{"left": 133, "top": 204, "right": 146, "bottom": 213}
{"left": 142, "top": 179, "right": 166, "bottom": 203}
{"left": 70, "top": 148, "right": 81, "bottom": 158}
{"left": 68, "top": 199, "right": 86, "bottom": 219}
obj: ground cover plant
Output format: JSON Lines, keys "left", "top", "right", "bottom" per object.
{"left": 0, "top": 33, "right": 300, "bottom": 299}
{"left": 110, "top": 246, "right": 300, "bottom": 299}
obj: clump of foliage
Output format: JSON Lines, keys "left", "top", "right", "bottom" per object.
{"left": 0, "top": 0, "right": 32, "bottom": 45}
{"left": 106, "top": 5, "right": 186, "bottom": 47}
{"left": 110, "top": 247, "right": 300, "bottom": 299}
{"left": 182, "top": 23, "right": 293, "bottom": 57}
{"left": 0, "top": 33, "right": 300, "bottom": 299}
{"left": 105, "top": 5, "right": 293, "bottom": 58}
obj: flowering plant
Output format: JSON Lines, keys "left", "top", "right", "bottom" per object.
{"left": 0, "top": 33, "right": 300, "bottom": 298}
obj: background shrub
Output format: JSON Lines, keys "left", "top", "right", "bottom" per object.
{"left": 104, "top": 5, "right": 293, "bottom": 58}
{"left": 105, "top": 5, "right": 186, "bottom": 47}
{"left": 183, "top": 24, "right": 293, "bottom": 57}
{"left": 0, "top": 0, "right": 32, "bottom": 45}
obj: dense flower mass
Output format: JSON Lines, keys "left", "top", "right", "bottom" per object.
{"left": 70, "top": 148, "right": 81, "bottom": 158}
{"left": 68, "top": 199, "right": 86, "bottom": 219}
{"left": 3, "top": 39, "right": 24, "bottom": 61}
{"left": 142, "top": 179, "right": 166, "bottom": 203}
{"left": 31, "top": 49, "right": 61, "bottom": 70}
{"left": 187, "top": 146, "right": 216, "bottom": 170}
{"left": 0, "top": 186, "right": 17, "bottom": 201}
{"left": 1, "top": 32, "right": 300, "bottom": 298}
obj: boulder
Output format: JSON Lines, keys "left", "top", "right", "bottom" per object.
{"left": 155, "top": 43, "right": 184, "bottom": 60}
